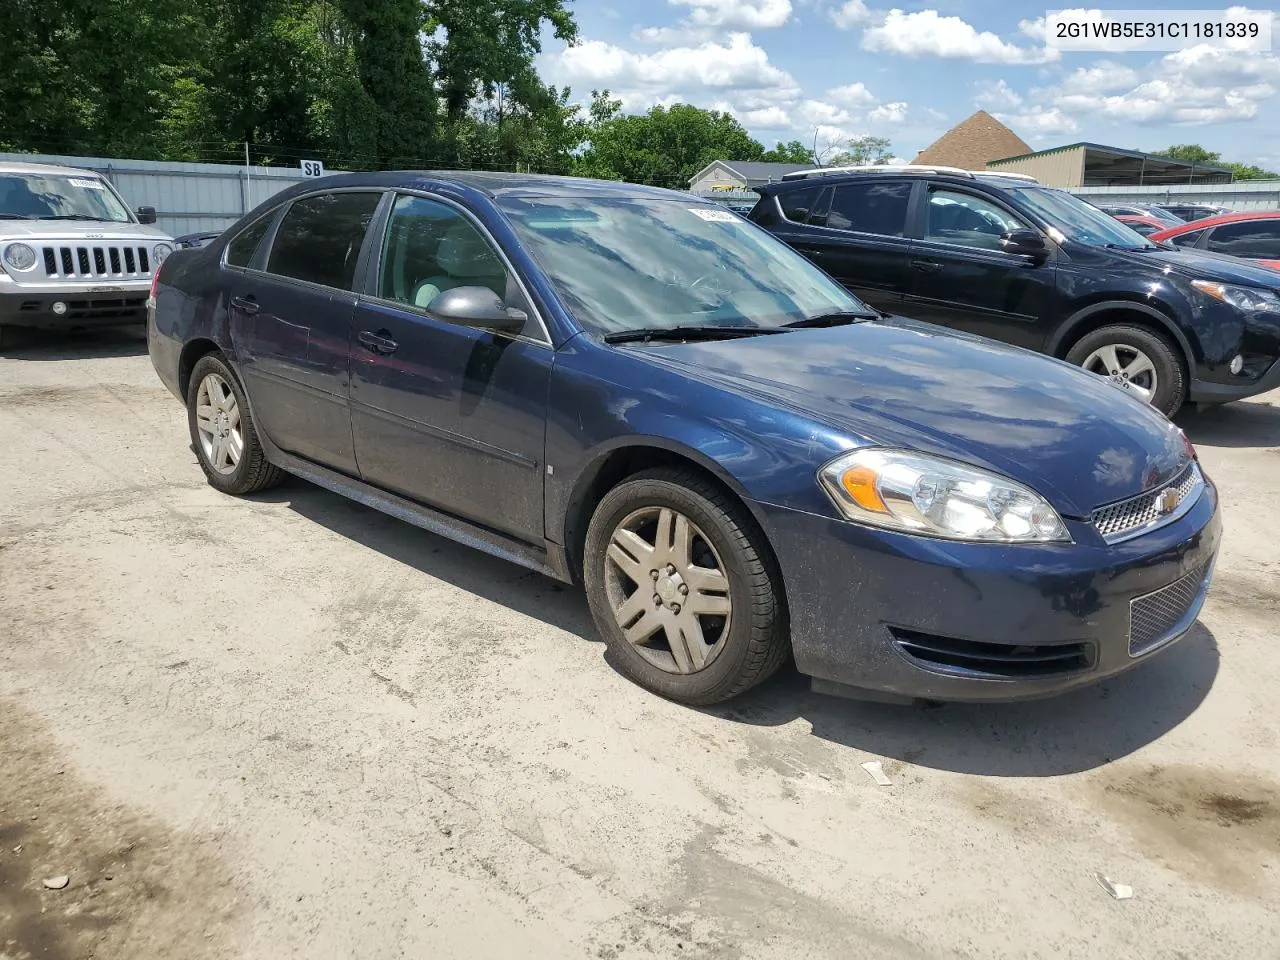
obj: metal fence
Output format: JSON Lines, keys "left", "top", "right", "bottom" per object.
{"left": 1072, "top": 180, "right": 1280, "bottom": 212}
{"left": 0, "top": 151, "right": 320, "bottom": 237}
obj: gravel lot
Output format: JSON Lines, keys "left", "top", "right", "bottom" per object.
{"left": 2, "top": 326, "right": 1278, "bottom": 960}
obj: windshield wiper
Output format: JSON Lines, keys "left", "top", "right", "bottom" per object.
{"left": 1104, "top": 243, "right": 1158, "bottom": 252}
{"left": 602, "top": 325, "right": 786, "bottom": 345}
{"left": 783, "top": 310, "right": 879, "bottom": 329}
{"left": 40, "top": 214, "right": 113, "bottom": 221}
{"left": 0, "top": 214, "right": 37, "bottom": 220}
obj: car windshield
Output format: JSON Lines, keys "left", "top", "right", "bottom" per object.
{"left": 497, "top": 197, "right": 871, "bottom": 334}
{"left": 0, "top": 173, "right": 132, "bottom": 222}
{"left": 1014, "top": 187, "right": 1155, "bottom": 249}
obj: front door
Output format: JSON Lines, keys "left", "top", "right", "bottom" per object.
{"left": 349, "top": 193, "right": 551, "bottom": 543}
{"left": 903, "top": 186, "right": 1057, "bottom": 350}
{"left": 230, "top": 191, "right": 383, "bottom": 475}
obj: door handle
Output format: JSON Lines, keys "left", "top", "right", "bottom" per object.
{"left": 910, "top": 260, "right": 943, "bottom": 274}
{"left": 230, "top": 295, "right": 259, "bottom": 315}
{"left": 358, "top": 329, "right": 399, "bottom": 355}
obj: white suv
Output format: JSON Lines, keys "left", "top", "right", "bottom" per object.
{"left": 0, "top": 161, "right": 174, "bottom": 344}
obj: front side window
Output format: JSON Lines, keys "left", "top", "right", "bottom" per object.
{"left": 1205, "top": 220, "right": 1280, "bottom": 260}
{"left": 925, "top": 189, "right": 1026, "bottom": 250}
{"left": 226, "top": 215, "right": 274, "bottom": 268}
{"left": 378, "top": 195, "right": 510, "bottom": 308}
{"left": 266, "top": 192, "right": 381, "bottom": 290}
{"left": 825, "top": 182, "right": 911, "bottom": 236}
{"left": 498, "top": 197, "right": 869, "bottom": 335}
{"left": 0, "top": 173, "right": 131, "bottom": 222}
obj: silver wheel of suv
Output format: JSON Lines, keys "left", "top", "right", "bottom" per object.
{"left": 194, "top": 372, "right": 244, "bottom": 475}
{"left": 1081, "top": 343, "right": 1158, "bottom": 404}
{"left": 603, "top": 505, "right": 733, "bottom": 675}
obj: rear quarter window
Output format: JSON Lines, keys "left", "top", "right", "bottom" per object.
{"left": 779, "top": 185, "right": 822, "bottom": 223}
{"left": 1168, "top": 228, "right": 1205, "bottom": 248}
{"left": 225, "top": 215, "right": 274, "bottom": 268}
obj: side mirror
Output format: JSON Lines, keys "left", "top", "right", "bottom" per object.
{"left": 1000, "top": 228, "right": 1048, "bottom": 261}
{"left": 428, "top": 286, "right": 526, "bottom": 332}
{"left": 136, "top": 205, "right": 158, "bottom": 225}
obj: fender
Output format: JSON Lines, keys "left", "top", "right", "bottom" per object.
{"left": 1048, "top": 299, "right": 1196, "bottom": 365}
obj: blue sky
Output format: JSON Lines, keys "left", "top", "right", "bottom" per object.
{"left": 537, "top": 2, "right": 1280, "bottom": 168}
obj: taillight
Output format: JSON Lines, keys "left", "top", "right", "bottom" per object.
{"left": 149, "top": 258, "right": 163, "bottom": 301}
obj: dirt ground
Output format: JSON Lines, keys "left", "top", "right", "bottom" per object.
{"left": 1, "top": 326, "right": 1278, "bottom": 960}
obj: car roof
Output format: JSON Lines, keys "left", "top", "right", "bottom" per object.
{"left": 758, "top": 169, "right": 1032, "bottom": 193}
{"left": 295, "top": 170, "right": 692, "bottom": 202}
{"left": 1149, "top": 210, "right": 1279, "bottom": 238}
{"left": 0, "top": 161, "right": 104, "bottom": 178}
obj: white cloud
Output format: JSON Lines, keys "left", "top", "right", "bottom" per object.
{"left": 553, "top": 32, "right": 799, "bottom": 98}
{"left": 1056, "top": 78, "right": 1269, "bottom": 125}
{"left": 869, "top": 101, "right": 908, "bottom": 123}
{"left": 671, "top": 0, "right": 793, "bottom": 29}
{"left": 1054, "top": 61, "right": 1140, "bottom": 95}
{"left": 861, "top": 9, "right": 1059, "bottom": 64}
{"left": 974, "top": 78, "right": 1022, "bottom": 110}
{"left": 829, "top": 0, "right": 872, "bottom": 29}
{"left": 994, "top": 108, "right": 1079, "bottom": 136}
{"left": 826, "top": 82, "right": 878, "bottom": 107}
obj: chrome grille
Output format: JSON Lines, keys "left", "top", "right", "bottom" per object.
{"left": 1130, "top": 562, "right": 1211, "bottom": 656}
{"left": 39, "top": 244, "right": 153, "bottom": 279}
{"left": 1092, "top": 463, "right": 1202, "bottom": 543}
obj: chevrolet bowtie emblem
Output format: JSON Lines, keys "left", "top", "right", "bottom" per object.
{"left": 1157, "top": 489, "right": 1180, "bottom": 515}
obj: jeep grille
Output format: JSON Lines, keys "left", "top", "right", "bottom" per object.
{"left": 39, "top": 245, "right": 151, "bottom": 280}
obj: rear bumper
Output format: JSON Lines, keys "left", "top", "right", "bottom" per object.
{"left": 753, "top": 479, "right": 1221, "bottom": 702}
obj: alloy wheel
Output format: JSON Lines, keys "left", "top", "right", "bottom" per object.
{"left": 603, "top": 505, "right": 733, "bottom": 674}
{"left": 194, "top": 373, "right": 244, "bottom": 475}
{"left": 1081, "top": 343, "right": 1159, "bottom": 404}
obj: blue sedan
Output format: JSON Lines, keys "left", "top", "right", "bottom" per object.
{"left": 147, "top": 173, "right": 1219, "bottom": 705}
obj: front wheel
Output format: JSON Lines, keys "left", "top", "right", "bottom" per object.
{"left": 583, "top": 467, "right": 789, "bottom": 705}
{"left": 1065, "top": 324, "right": 1187, "bottom": 417}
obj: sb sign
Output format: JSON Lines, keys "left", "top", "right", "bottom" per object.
{"left": 301, "top": 159, "right": 325, "bottom": 178}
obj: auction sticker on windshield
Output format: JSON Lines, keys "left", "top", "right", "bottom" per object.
{"left": 689, "top": 208, "right": 741, "bottom": 223}
{"left": 69, "top": 178, "right": 106, "bottom": 189}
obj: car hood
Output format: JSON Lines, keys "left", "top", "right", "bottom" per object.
{"left": 634, "top": 319, "right": 1191, "bottom": 518}
{"left": 0, "top": 220, "right": 173, "bottom": 242}
{"left": 1106, "top": 245, "right": 1280, "bottom": 287}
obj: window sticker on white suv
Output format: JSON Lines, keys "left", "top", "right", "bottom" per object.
{"left": 69, "top": 178, "right": 105, "bottom": 189}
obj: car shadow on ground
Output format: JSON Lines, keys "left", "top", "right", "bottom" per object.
{"left": 0, "top": 324, "right": 148, "bottom": 360}
{"left": 253, "top": 476, "right": 1219, "bottom": 779}
{"left": 710, "top": 624, "right": 1219, "bottom": 778}
{"left": 1179, "top": 398, "right": 1280, "bottom": 448}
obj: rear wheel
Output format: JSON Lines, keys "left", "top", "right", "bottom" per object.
{"left": 1065, "top": 323, "right": 1186, "bottom": 417}
{"left": 187, "top": 353, "right": 284, "bottom": 495}
{"left": 583, "top": 467, "right": 789, "bottom": 705}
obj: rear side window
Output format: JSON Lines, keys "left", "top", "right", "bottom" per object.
{"left": 225, "top": 215, "right": 274, "bottom": 268}
{"left": 1205, "top": 220, "right": 1280, "bottom": 260}
{"left": 826, "top": 182, "right": 912, "bottom": 236}
{"left": 780, "top": 185, "right": 821, "bottom": 222}
{"left": 1168, "top": 228, "right": 1204, "bottom": 248}
{"left": 266, "top": 192, "right": 381, "bottom": 289}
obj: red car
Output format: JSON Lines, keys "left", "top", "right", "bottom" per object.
{"left": 1114, "top": 214, "right": 1172, "bottom": 238}
{"left": 1149, "top": 211, "right": 1280, "bottom": 271}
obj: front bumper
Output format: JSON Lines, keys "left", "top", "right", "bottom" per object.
{"left": 1189, "top": 356, "right": 1280, "bottom": 404}
{"left": 0, "top": 284, "right": 150, "bottom": 327}
{"left": 753, "top": 479, "right": 1221, "bottom": 701}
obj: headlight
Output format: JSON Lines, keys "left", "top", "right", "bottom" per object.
{"left": 153, "top": 243, "right": 173, "bottom": 265}
{"left": 3, "top": 243, "right": 38, "bottom": 271}
{"left": 818, "top": 448, "right": 1071, "bottom": 543}
{"left": 1191, "top": 280, "right": 1280, "bottom": 313}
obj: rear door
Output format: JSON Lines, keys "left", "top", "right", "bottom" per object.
{"left": 775, "top": 179, "right": 914, "bottom": 313}
{"left": 902, "top": 185, "right": 1057, "bottom": 349}
{"left": 228, "top": 190, "right": 383, "bottom": 475}
{"left": 348, "top": 193, "right": 551, "bottom": 543}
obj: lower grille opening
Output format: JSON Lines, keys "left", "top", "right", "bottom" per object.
{"left": 61, "top": 297, "right": 148, "bottom": 320}
{"left": 1130, "top": 562, "right": 1211, "bottom": 656}
{"left": 890, "top": 627, "right": 1095, "bottom": 679}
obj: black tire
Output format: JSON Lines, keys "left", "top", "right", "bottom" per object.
{"left": 1065, "top": 323, "right": 1187, "bottom": 417}
{"left": 186, "top": 352, "right": 285, "bottom": 495}
{"left": 583, "top": 467, "right": 789, "bottom": 705}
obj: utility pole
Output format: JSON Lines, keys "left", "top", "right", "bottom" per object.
{"left": 244, "top": 142, "right": 252, "bottom": 212}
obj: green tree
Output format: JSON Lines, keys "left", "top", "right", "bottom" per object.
{"left": 1156, "top": 144, "right": 1278, "bottom": 181}
{"left": 760, "top": 140, "right": 813, "bottom": 164}
{"left": 575, "top": 102, "right": 765, "bottom": 187}
{"left": 828, "top": 135, "right": 893, "bottom": 167}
